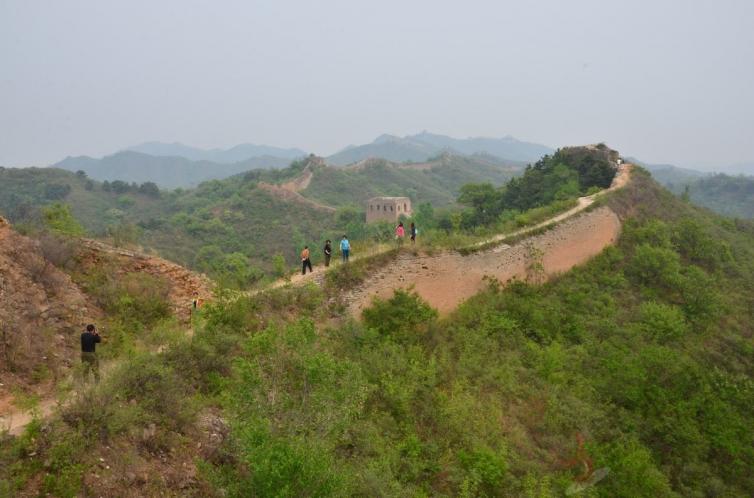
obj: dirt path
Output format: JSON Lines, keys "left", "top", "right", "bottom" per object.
{"left": 475, "top": 163, "right": 631, "bottom": 248}
{"left": 345, "top": 206, "right": 621, "bottom": 315}
{"left": 264, "top": 164, "right": 632, "bottom": 299}
{"left": 0, "top": 397, "right": 57, "bottom": 436}
{"left": 258, "top": 165, "right": 336, "bottom": 213}
{"left": 342, "top": 165, "right": 631, "bottom": 315}
{"left": 280, "top": 166, "right": 314, "bottom": 191}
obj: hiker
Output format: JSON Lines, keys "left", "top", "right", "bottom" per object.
{"left": 301, "top": 245, "right": 313, "bottom": 274}
{"left": 410, "top": 222, "right": 417, "bottom": 243}
{"left": 340, "top": 235, "right": 350, "bottom": 262}
{"left": 81, "top": 324, "right": 101, "bottom": 383}
{"left": 324, "top": 239, "right": 332, "bottom": 267}
{"left": 395, "top": 222, "right": 405, "bottom": 245}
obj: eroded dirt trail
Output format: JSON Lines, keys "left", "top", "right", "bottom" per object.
{"left": 345, "top": 206, "right": 621, "bottom": 316}
{"left": 0, "top": 398, "right": 57, "bottom": 436}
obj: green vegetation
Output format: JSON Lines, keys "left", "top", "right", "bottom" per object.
{"left": 0, "top": 154, "right": 521, "bottom": 283}
{"left": 302, "top": 155, "right": 518, "bottom": 208}
{"left": 676, "top": 173, "right": 754, "bottom": 219}
{"left": 41, "top": 203, "right": 85, "bottom": 237}
{"left": 0, "top": 166, "right": 166, "bottom": 234}
{"left": 4, "top": 170, "right": 753, "bottom": 496}
{"left": 457, "top": 147, "right": 616, "bottom": 228}
{"left": 648, "top": 167, "right": 754, "bottom": 219}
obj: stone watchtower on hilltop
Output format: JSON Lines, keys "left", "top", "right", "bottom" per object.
{"left": 366, "top": 196, "right": 412, "bottom": 223}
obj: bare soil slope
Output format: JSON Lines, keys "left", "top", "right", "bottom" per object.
{"left": 0, "top": 217, "right": 101, "bottom": 405}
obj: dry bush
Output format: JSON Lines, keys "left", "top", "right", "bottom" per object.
{"left": 11, "top": 246, "right": 68, "bottom": 296}
{"left": 38, "top": 233, "right": 78, "bottom": 270}
{"left": 0, "top": 321, "right": 34, "bottom": 375}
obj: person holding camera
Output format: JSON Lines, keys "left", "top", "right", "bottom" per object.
{"left": 80, "top": 324, "right": 102, "bottom": 383}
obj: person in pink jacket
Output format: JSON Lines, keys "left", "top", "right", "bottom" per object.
{"left": 395, "top": 221, "right": 405, "bottom": 246}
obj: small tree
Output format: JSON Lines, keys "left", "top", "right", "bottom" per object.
{"left": 108, "top": 222, "right": 141, "bottom": 247}
{"left": 524, "top": 242, "right": 545, "bottom": 284}
{"left": 273, "top": 253, "right": 288, "bottom": 280}
{"left": 41, "top": 203, "right": 85, "bottom": 237}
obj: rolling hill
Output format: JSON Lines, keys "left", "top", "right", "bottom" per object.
{"left": 301, "top": 153, "right": 523, "bottom": 207}
{"left": 0, "top": 152, "right": 521, "bottom": 278}
{"left": 682, "top": 173, "right": 754, "bottom": 218}
{"left": 634, "top": 159, "right": 754, "bottom": 219}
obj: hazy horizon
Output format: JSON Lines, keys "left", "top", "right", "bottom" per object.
{"left": 2, "top": 0, "right": 753, "bottom": 171}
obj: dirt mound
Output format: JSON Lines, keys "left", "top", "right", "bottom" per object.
{"left": 0, "top": 218, "right": 101, "bottom": 397}
{"left": 78, "top": 239, "right": 213, "bottom": 323}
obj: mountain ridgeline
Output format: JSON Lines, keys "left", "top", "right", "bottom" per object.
{"left": 48, "top": 133, "right": 552, "bottom": 188}
{"left": 327, "top": 131, "right": 553, "bottom": 166}
{"left": 126, "top": 141, "right": 307, "bottom": 163}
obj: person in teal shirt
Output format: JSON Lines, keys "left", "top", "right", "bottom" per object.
{"left": 340, "top": 235, "right": 350, "bottom": 262}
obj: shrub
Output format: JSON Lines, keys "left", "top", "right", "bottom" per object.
{"left": 672, "top": 218, "right": 732, "bottom": 270}
{"left": 637, "top": 301, "right": 689, "bottom": 342}
{"left": 627, "top": 244, "right": 681, "bottom": 288}
{"left": 680, "top": 265, "right": 722, "bottom": 327}
{"left": 112, "top": 273, "right": 172, "bottom": 326}
{"left": 457, "top": 446, "right": 508, "bottom": 496}
{"left": 41, "top": 203, "right": 84, "bottom": 237}
{"left": 362, "top": 289, "right": 437, "bottom": 341}
{"left": 38, "top": 233, "right": 78, "bottom": 269}
{"left": 81, "top": 270, "right": 171, "bottom": 328}
{"left": 591, "top": 437, "right": 675, "bottom": 497}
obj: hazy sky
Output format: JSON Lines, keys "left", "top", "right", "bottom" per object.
{"left": 1, "top": 0, "right": 752, "bottom": 169}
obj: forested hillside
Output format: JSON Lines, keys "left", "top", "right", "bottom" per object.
{"left": 639, "top": 162, "right": 754, "bottom": 220}
{"left": 458, "top": 144, "right": 618, "bottom": 227}
{"left": 301, "top": 153, "right": 521, "bottom": 207}
{"left": 0, "top": 153, "right": 520, "bottom": 283}
{"left": 2, "top": 168, "right": 753, "bottom": 497}
{"left": 665, "top": 173, "right": 754, "bottom": 219}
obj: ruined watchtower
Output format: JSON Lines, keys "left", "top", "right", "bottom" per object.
{"left": 366, "top": 196, "right": 412, "bottom": 223}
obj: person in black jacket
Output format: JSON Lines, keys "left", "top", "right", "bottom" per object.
{"left": 81, "top": 324, "right": 101, "bottom": 383}
{"left": 324, "top": 240, "right": 332, "bottom": 267}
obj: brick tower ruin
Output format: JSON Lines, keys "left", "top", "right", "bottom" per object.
{"left": 366, "top": 196, "right": 412, "bottom": 223}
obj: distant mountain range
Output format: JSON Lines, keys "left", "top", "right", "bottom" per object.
{"left": 55, "top": 151, "right": 292, "bottom": 189}
{"left": 326, "top": 132, "right": 553, "bottom": 166}
{"left": 126, "top": 141, "right": 307, "bottom": 163}
{"left": 52, "top": 132, "right": 554, "bottom": 188}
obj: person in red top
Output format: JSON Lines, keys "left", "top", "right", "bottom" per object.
{"left": 395, "top": 222, "right": 405, "bottom": 246}
{"left": 301, "top": 246, "right": 313, "bottom": 274}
